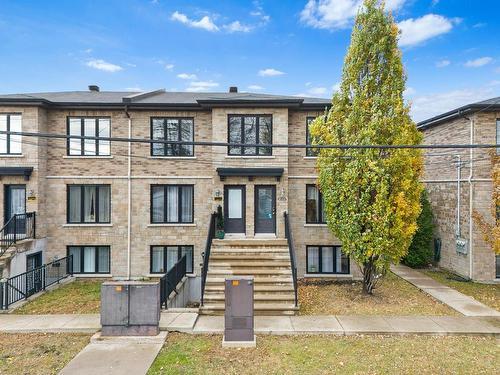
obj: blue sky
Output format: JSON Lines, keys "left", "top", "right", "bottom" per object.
{"left": 0, "top": 0, "right": 499, "bottom": 121}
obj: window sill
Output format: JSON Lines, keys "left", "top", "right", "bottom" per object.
{"left": 0, "top": 154, "right": 24, "bottom": 158}
{"left": 304, "top": 273, "right": 352, "bottom": 278}
{"left": 304, "top": 223, "right": 328, "bottom": 227}
{"left": 63, "top": 155, "right": 113, "bottom": 159}
{"left": 303, "top": 156, "right": 318, "bottom": 160}
{"left": 146, "top": 273, "right": 196, "bottom": 278}
{"left": 147, "top": 223, "right": 197, "bottom": 227}
{"left": 74, "top": 273, "right": 112, "bottom": 278}
{"left": 63, "top": 223, "right": 113, "bottom": 227}
{"left": 225, "top": 155, "right": 275, "bottom": 159}
{"left": 149, "top": 156, "right": 197, "bottom": 160}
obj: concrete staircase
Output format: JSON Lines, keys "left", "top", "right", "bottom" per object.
{"left": 200, "top": 238, "right": 298, "bottom": 316}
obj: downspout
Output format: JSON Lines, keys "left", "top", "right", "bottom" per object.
{"left": 468, "top": 116, "right": 474, "bottom": 280}
{"left": 455, "top": 155, "right": 461, "bottom": 237}
{"left": 125, "top": 106, "right": 132, "bottom": 280}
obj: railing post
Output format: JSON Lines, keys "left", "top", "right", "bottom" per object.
{"left": 0, "top": 280, "right": 6, "bottom": 310}
{"left": 33, "top": 212, "right": 36, "bottom": 239}
{"left": 42, "top": 266, "right": 46, "bottom": 291}
{"left": 13, "top": 215, "right": 17, "bottom": 244}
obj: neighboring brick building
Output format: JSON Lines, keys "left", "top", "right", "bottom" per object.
{"left": 0, "top": 87, "right": 361, "bottom": 303}
{"left": 418, "top": 97, "right": 500, "bottom": 282}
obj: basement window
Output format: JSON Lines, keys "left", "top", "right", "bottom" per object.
{"left": 307, "top": 246, "right": 349, "bottom": 274}
{"left": 496, "top": 255, "right": 500, "bottom": 279}
{"left": 150, "top": 245, "right": 193, "bottom": 274}
{"left": 67, "top": 246, "right": 110, "bottom": 274}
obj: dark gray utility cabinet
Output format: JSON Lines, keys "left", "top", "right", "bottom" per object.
{"left": 101, "top": 281, "right": 160, "bottom": 336}
{"left": 224, "top": 276, "right": 254, "bottom": 342}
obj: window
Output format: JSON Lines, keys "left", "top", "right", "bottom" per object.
{"left": 0, "top": 114, "right": 22, "bottom": 154}
{"left": 67, "top": 117, "right": 110, "bottom": 156}
{"left": 151, "top": 185, "right": 193, "bottom": 223}
{"left": 496, "top": 255, "right": 500, "bottom": 279}
{"left": 306, "top": 184, "right": 326, "bottom": 223}
{"left": 307, "top": 246, "right": 349, "bottom": 274}
{"left": 67, "top": 185, "right": 111, "bottom": 223}
{"left": 150, "top": 245, "right": 194, "bottom": 274}
{"left": 228, "top": 115, "right": 272, "bottom": 155}
{"left": 68, "top": 246, "right": 110, "bottom": 273}
{"left": 151, "top": 117, "right": 194, "bottom": 156}
{"left": 306, "top": 116, "right": 318, "bottom": 156}
{"left": 497, "top": 119, "right": 500, "bottom": 155}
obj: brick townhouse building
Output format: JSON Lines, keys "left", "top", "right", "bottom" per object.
{"left": 419, "top": 97, "right": 500, "bottom": 282}
{"left": 0, "top": 86, "right": 360, "bottom": 314}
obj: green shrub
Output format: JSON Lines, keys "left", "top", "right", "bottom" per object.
{"left": 403, "top": 190, "right": 434, "bottom": 268}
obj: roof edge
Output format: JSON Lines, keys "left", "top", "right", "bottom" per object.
{"left": 417, "top": 102, "right": 500, "bottom": 129}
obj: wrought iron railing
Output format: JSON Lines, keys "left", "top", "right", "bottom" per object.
{"left": 284, "top": 211, "right": 298, "bottom": 307}
{"left": 0, "top": 255, "right": 72, "bottom": 310}
{"left": 0, "top": 212, "right": 36, "bottom": 256}
{"left": 200, "top": 211, "right": 218, "bottom": 306}
{"left": 159, "top": 255, "right": 187, "bottom": 308}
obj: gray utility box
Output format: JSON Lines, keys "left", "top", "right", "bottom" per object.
{"left": 224, "top": 276, "right": 254, "bottom": 342}
{"left": 101, "top": 281, "right": 160, "bottom": 336}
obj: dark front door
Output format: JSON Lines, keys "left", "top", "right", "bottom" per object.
{"left": 26, "top": 252, "right": 43, "bottom": 296}
{"left": 255, "top": 185, "right": 276, "bottom": 234}
{"left": 224, "top": 185, "right": 246, "bottom": 233}
{"left": 4, "top": 185, "right": 26, "bottom": 234}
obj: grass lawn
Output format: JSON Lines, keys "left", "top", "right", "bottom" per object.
{"left": 299, "top": 272, "right": 456, "bottom": 315}
{"left": 148, "top": 333, "right": 499, "bottom": 375}
{"left": 0, "top": 333, "right": 90, "bottom": 375}
{"left": 422, "top": 268, "right": 500, "bottom": 311}
{"left": 14, "top": 280, "right": 102, "bottom": 314}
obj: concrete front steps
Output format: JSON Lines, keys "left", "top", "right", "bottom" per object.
{"left": 200, "top": 239, "right": 298, "bottom": 316}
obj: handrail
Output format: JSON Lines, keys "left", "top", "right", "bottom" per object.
{"left": 0, "top": 255, "right": 72, "bottom": 310}
{"left": 159, "top": 255, "right": 187, "bottom": 308}
{"left": 200, "top": 211, "right": 218, "bottom": 306}
{"left": 0, "top": 212, "right": 36, "bottom": 257}
{"left": 284, "top": 211, "right": 298, "bottom": 307}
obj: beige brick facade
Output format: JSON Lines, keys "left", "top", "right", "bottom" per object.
{"left": 1, "top": 102, "right": 362, "bottom": 280}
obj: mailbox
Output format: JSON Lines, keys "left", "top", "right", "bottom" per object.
{"left": 101, "top": 281, "right": 160, "bottom": 336}
{"left": 223, "top": 276, "right": 255, "bottom": 346}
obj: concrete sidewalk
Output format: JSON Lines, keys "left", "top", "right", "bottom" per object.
{"left": 59, "top": 332, "right": 167, "bottom": 375}
{"left": 0, "top": 314, "right": 100, "bottom": 333}
{"left": 392, "top": 265, "right": 500, "bottom": 317}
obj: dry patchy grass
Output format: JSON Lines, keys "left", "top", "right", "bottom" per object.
{"left": 14, "top": 280, "right": 101, "bottom": 314}
{"left": 148, "top": 333, "right": 499, "bottom": 375}
{"left": 299, "top": 272, "right": 456, "bottom": 315}
{"left": 422, "top": 268, "right": 500, "bottom": 311}
{"left": 0, "top": 333, "right": 90, "bottom": 375}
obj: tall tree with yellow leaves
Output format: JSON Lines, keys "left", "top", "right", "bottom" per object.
{"left": 310, "top": 0, "right": 423, "bottom": 294}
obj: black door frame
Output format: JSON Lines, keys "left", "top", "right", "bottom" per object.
{"left": 223, "top": 185, "right": 246, "bottom": 233}
{"left": 254, "top": 185, "right": 276, "bottom": 234}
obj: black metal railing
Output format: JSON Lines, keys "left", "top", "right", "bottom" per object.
{"left": 200, "top": 211, "right": 218, "bottom": 306}
{"left": 159, "top": 255, "right": 187, "bottom": 308}
{"left": 284, "top": 211, "right": 298, "bottom": 307}
{"left": 0, "top": 212, "right": 36, "bottom": 256}
{"left": 0, "top": 255, "right": 72, "bottom": 310}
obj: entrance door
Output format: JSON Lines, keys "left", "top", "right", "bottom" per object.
{"left": 4, "top": 185, "right": 26, "bottom": 234}
{"left": 26, "top": 252, "right": 43, "bottom": 297}
{"left": 255, "top": 185, "right": 276, "bottom": 234}
{"left": 224, "top": 185, "right": 246, "bottom": 233}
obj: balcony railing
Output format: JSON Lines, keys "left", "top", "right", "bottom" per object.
{"left": 284, "top": 211, "right": 298, "bottom": 307}
{"left": 0, "top": 212, "right": 36, "bottom": 257}
{"left": 159, "top": 255, "right": 187, "bottom": 309}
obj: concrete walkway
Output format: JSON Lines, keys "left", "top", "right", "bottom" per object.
{"left": 59, "top": 332, "right": 167, "bottom": 375}
{"left": 392, "top": 264, "right": 500, "bottom": 317}
{"left": 1, "top": 312, "right": 499, "bottom": 336}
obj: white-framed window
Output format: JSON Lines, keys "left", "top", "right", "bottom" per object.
{"left": 0, "top": 114, "right": 22, "bottom": 154}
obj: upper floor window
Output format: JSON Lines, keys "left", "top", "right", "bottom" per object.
{"left": 307, "top": 245, "right": 349, "bottom": 274}
{"left": 306, "top": 116, "right": 318, "bottom": 157}
{"left": 151, "top": 118, "right": 194, "bottom": 157}
{"left": 67, "top": 185, "right": 111, "bottom": 223}
{"left": 228, "top": 115, "right": 272, "bottom": 156}
{"left": 0, "top": 114, "right": 22, "bottom": 155}
{"left": 151, "top": 185, "right": 193, "bottom": 223}
{"left": 68, "top": 117, "right": 110, "bottom": 156}
{"left": 306, "top": 184, "right": 326, "bottom": 223}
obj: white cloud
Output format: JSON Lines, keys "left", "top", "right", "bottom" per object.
{"left": 495, "top": 67, "right": 500, "bottom": 74}
{"left": 250, "top": 1, "right": 271, "bottom": 24}
{"left": 308, "top": 87, "right": 328, "bottom": 95}
{"left": 186, "top": 81, "right": 219, "bottom": 92}
{"left": 258, "top": 68, "right": 285, "bottom": 77}
{"left": 83, "top": 48, "right": 93, "bottom": 54}
{"left": 170, "top": 11, "right": 219, "bottom": 32}
{"left": 404, "top": 87, "right": 416, "bottom": 96}
{"left": 177, "top": 73, "right": 197, "bottom": 80}
{"left": 248, "top": 85, "right": 264, "bottom": 90}
{"left": 332, "top": 82, "right": 341, "bottom": 92}
{"left": 410, "top": 86, "right": 497, "bottom": 122}
{"left": 398, "top": 14, "right": 454, "bottom": 47}
{"left": 464, "top": 57, "right": 493, "bottom": 68}
{"left": 300, "top": 0, "right": 406, "bottom": 30}
{"left": 125, "top": 87, "right": 143, "bottom": 92}
{"left": 164, "top": 64, "right": 174, "bottom": 71}
{"left": 224, "top": 21, "right": 252, "bottom": 33}
{"left": 86, "top": 59, "right": 123, "bottom": 72}
{"left": 436, "top": 59, "right": 450, "bottom": 68}
{"left": 473, "top": 22, "right": 486, "bottom": 28}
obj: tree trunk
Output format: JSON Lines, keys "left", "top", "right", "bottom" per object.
{"left": 362, "top": 257, "right": 378, "bottom": 294}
